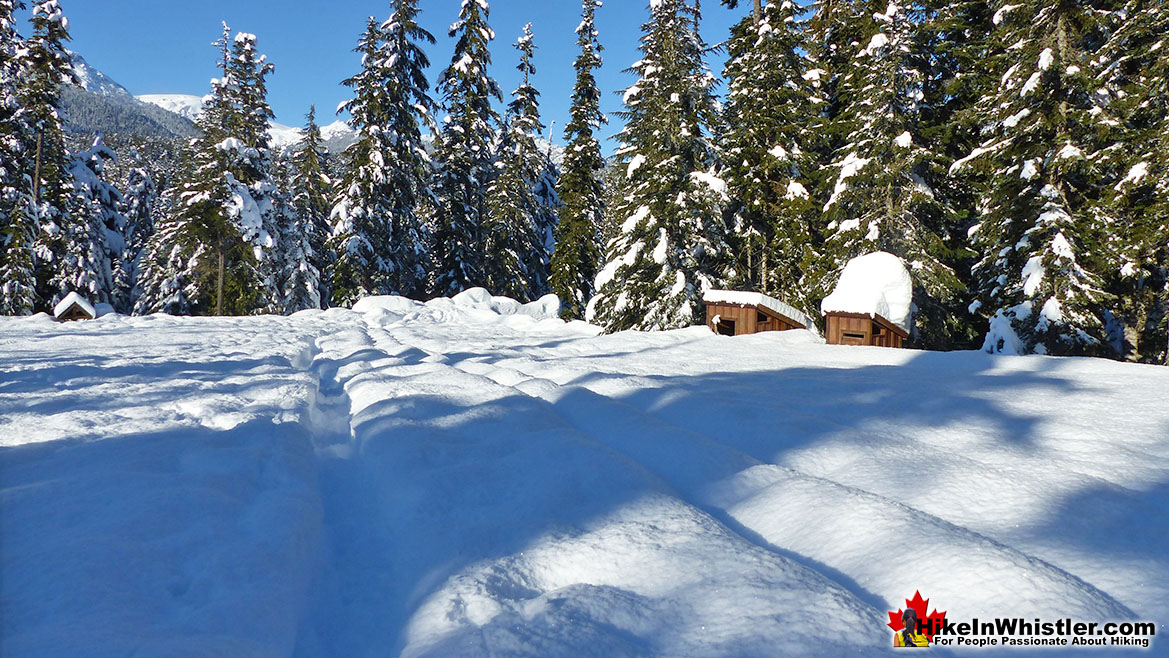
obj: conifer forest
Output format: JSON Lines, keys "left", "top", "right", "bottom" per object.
{"left": 1, "top": 0, "right": 1166, "bottom": 363}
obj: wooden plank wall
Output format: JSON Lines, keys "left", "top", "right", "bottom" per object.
{"left": 707, "top": 303, "right": 805, "bottom": 335}
{"left": 826, "top": 314, "right": 871, "bottom": 345}
{"left": 707, "top": 303, "right": 756, "bottom": 335}
{"left": 826, "top": 312, "right": 907, "bottom": 347}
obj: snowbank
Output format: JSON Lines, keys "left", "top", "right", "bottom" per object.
{"left": 3, "top": 293, "right": 1168, "bottom": 657}
{"left": 820, "top": 252, "right": 913, "bottom": 332}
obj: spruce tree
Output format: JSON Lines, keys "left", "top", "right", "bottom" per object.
{"left": 719, "top": 0, "right": 818, "bottom": 318}
{"left": 816, "top": 0, "right": 963, "bottom": 347}
{"left": 1096, "top": 0, "right": 1169, "bottom": 362}
{"left": 918, "top": 0, "right": 998, "bottom": 349}
{"left": 0, "top": 0, "right": 36, "bottom": 315}
{"left": 286, "top": 105, "right": 330, "bottom": 310}
{"left": 61, "top": 136, "right": 126, "bottom": 305}
{"left": 138, "top": 25, "right": 281, "bottom": 316}
{"left": 112, "top": 162, "right": 156, "bottom": 312}
{"left": 551, "top": 0, "right": 606, "bottom": 320}
{"left": 377, "top": 0, "right": 436, "bottom": 298}
{"left": 431, "top": 0, "right": 501, "bottom": 296}
{"left": 959, "top": 0, "right": 1114, "bottom": 356}
{"left": 22, "top": 0, "right": 75, "bottom": 308}
{"left": 328, "top": 19, "right": 393, "bottom": 306}
{"left": 485, "top": 24, "right": 559, "bottom": 301}
{"left": 588, "top": 0, "right": 729, "bottom": 331}
{"left": 329, "top": 3, "right": 435, "bottom": 305}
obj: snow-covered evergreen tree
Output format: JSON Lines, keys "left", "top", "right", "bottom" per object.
{"left": 0, "top": 0, "right": 37, "bottom": 315}
{"left": 284, "top": 106, "right": 330, "bottom": 311}
{"left": 112, "top": 162, "right": 155, "bottom": 312}
{"left": 431, "top": 0, "right": 501, "bottom": 296}
{"left": 329, "top": 3, "right": 435, "bottom": 305}
{"left": 60, "top": 136, "right": 126, "bottom": 305}
{"left": 137, "top": 25, "right": 280, "bottom": 316}
{"left": 133, "top": 180, "right": 198, "bottom": 316}
{"left": 22, "top": 0, "right": 75, "bottom": 308}
{"left": 551, "top": 0, "right": 606, "bottom": 320}
{"left": 1096, "top": 0, "right": 1169, "bottom": 362}
{"left": 588, "top": 0, "right": 729, "bottom": 332}
{"left": 959, "top": 0, "right": 1114, "bottom": 356}
{"left": 485, "top": 24, "right": 558, "bottom": 301}
{"left": 719, "top": 0, "right": 818, "bottom": 318}
{"left": 816, "top": 0, "right": 962, "bottom": 347}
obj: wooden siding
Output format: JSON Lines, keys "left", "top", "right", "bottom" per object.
{"left": 56, "top": 304, "right": 94, "bottom": 322}
{"left": 705, "top": 301, "right": 803, "bottom": 336}
{"left": 824, "top": 312, "right": 907, "bottom": 348}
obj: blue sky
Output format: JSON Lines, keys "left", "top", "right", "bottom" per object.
{"left": 18, "top": 1, "right": 746, "bottom": 153}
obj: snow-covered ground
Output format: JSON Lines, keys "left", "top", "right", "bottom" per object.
{"left": 2, "top": 292, "right": 1167, "bottom": 657}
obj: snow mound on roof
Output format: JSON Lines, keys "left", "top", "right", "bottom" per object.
{"left": 702, "top": 290, "right": 811, "bottom": 329}
{"left": 820, "top": 252, "right": 913, "bottom": 332}
{"left": 53, "top": 292, "right": 96, "bottom": 319}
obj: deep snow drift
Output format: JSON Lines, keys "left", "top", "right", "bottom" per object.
{"left": 1, "top": 290, "right": 1167, "bottom": 657}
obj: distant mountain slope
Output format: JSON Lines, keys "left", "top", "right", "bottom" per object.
{"left": 66, "top": 54, "right": 565, "bottom": 165}
{"left": 59, "top": 86, "right": 198, "bottom": 139}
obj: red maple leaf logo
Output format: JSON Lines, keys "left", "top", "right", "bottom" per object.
{"left": 887, "top": 591, "right": 947, "bottom": 642}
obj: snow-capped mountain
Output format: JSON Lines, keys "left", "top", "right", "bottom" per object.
{"left": 67, "top": 51, "right": 133, "bottom": 99}
{"left": 59, "top": 54, "right": 196, "bottom": 139}
{"left": 135, "top": 94, "right": 205, "bottom": 122}
{"left": 136, "top": 94, "right": 357, "bottom": 152}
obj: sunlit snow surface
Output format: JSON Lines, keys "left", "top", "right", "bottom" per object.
{"left": 2, "top": 292, "right": 1167, "bottom": 657}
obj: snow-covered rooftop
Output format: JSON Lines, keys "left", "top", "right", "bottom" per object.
{"left": 820, "top": 252, "right": 913, "bottom": 332}
{"left": 703, "top": 290, "right": 811, "bottom": 329}
{"left": 53, "top": 292, "right": 96, "bottom": 320}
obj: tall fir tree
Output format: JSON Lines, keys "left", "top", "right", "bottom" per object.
{"left": 0, "top": 0, "right": 36, "bottom": 314}
{"left": 112, "top": 161, "right": 156, "bottom": 313}
{"left": 816, "top": 0, "right": 963, "bottom": 348}
{"left": 377, "top": 0, "right": 436, "bottom": 299}
{"left": 485, "top": 24, "right": 559, "bottom": 301}
{"left": 22, "top": 0, "right": 75, "bottom": 308}
{"left": 431, "top": 0, "right": 501, "bottom": 296}
{"left": 959, "top": 0, "right": 1114, "bottom": 356}
{"left": 328, "top": 18, "right": 394, "bottom": 306}
{"left": 589, "top": 0, "right": 729, "bottom": 332}
{"left": 62, "top": 136, "right": 126, "bottom": 306}
{"left": 918, "top": 0, "right": 999, "bottom": 349}
{"left": 551, "top": 0, "right": 607, "bottom": 320}
{"left": 285, "top": 105, "right": 331, "bottom": 310}
{"left": 329, "top": 3, "right": 435, "bottom": 305}
{"left": 719, "top": 0, "right": 819, "bottom": 318}
{"left": 1095, "top": 0, "right": 1169, "bottom": 362}
{"left": 137, "top": 25, "right": 280, "bottom": 316}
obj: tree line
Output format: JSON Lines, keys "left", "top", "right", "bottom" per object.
{"left": 591, "top": 0, "right": 1166, "bottom": 363}
{"left": 0, "top": 0, "right": 1165, "bottom": 363}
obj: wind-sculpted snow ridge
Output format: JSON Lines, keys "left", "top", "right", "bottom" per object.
{"left": 2, "top": 294, "right": 1167, "bottom": 657}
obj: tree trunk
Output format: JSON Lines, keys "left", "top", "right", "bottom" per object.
{"left": 31, "top": 131, "right": 43, "bottom": 207}
{"left": 760, "top": 245, "right": 768, "bottom": 294}
{"left": 216, "top": 244, "right": 225, "bottom": 317}
{"left": 754, "top": 0, "right": 763, "bottom": 22}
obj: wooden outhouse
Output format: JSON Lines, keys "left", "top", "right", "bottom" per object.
{"left": 820, "top": 251, "right": 914, "bottom": 349}
{"left": 702, "top": 290, "right": 810, "bottom": 337}
{"left": 53, "top": 292, "right": 96, "bottom": 322}
{"left": 823, "top": 311, "right": 908, "bottom": 348}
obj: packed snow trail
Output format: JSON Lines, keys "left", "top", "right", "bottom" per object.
{"left": 2, "top": 292, "right": 1167, "bottom": 657}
